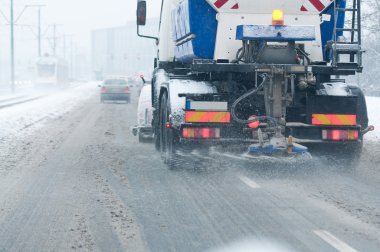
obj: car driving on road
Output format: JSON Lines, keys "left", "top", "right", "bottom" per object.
{"left": 100, "top": 78, "right": 130, "bottom": 103}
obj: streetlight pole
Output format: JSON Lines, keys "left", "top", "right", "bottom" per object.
{"left": 26, "top": 5, "right": 45, "bottom": 57}
{"left": 10, "top": 0, "right": 15, "bottom": 94}
{"left": 7, "top": 3, "right": 46, "bottom": 94}
{"left": 53, "top": 24, "right": 56, "bottom": 56}
{"left": 38, "top": 7, "right": 41, "bottom": 57}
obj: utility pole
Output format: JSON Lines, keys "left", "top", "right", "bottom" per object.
{"left": 7, "top": 3, "right": 45, "bottom": 93}
{"left": 23, "top": 5, "right": 45, "bottom": 56}
{"left": 70, "top": 39, "right": 74, "bottom": 80}
{"left": 53, "top": 24, "right": 57, "bottom": 56}
{"left": 50, "top": 24, "right": 63, "bottom": 56}
{"left": 10, "top": 0, "right": 15, "bottom": 94}
{"left": 63, "top": 34, "right": 73, "bottom": 62}
{"left": 63, "top": 34, "right": 66, "bottom": 60}
{"left": 38, "top": 7, "right": 42, "bottom": 56}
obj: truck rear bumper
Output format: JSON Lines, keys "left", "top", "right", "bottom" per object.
{"left": 179, "top": 137, "right": 361, "bottom": 145}
{"left": 176, "top": 123, "right": 362, "bottom": 145}
{"left": 285, "top": 124, "right": 362, "bottom": 141}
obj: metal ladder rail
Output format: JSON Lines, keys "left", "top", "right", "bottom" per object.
{"left": 332, "top": 0, "right": 362, "bottom": 69}
{"left": 334, "top": 1, "right": 361, "bottom": 43}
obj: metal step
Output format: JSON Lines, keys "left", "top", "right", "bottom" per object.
{"left": 336, "top": 28, "right": 359, "bottom": 32}
{"left": 336, "top": 42, "right": 359, "bottom": 44}
{"left": 336, "top": 8, "right": 357, "bottom": 11}
{"left": 334, "top": 43, "right": 361, "bottom": 53}
{"left": 336, "top": 62, "right": 362, "bottom": 70}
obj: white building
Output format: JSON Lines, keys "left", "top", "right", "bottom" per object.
{"left": 92, "top": 19, "right": 158, "bottom": 80}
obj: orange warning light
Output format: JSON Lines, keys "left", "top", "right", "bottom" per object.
{"left": 272, "top": 10, "right": 284, "bottom": 26}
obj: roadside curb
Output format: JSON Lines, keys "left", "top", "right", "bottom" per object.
{"left": 0, "top": 96, "right": 45, "bottom": 109}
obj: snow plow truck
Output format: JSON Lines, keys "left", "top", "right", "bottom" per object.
{"left": 136, "top": 0, "right": 374, "bottom": 168}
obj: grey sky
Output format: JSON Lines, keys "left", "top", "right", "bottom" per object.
{"left": 0, "top": 0, "right": 161, "bottom": 56}
{"left": 42, "top": 0, "right": 161, "bottom": 39}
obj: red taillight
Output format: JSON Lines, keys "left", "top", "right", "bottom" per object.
{"left": 183, "top": 128, "right": 189, "bottom": 138}
{"left": 247, "top": 116, "right": 260, "bottom": 129}
{"left": 322, "top": 129, "right": 359, "bottom": 141}
{"left": 101, "top": 87, "right": 107, "bottom": 93}
{"left": 331, "top": 130, "right": 341, "bottom": 141}
{"left": 183, "top": 128, "right": 220, "bottom": 139}
{"left": 124, "top": 87, "right": 129, "bottom": 93}
{"left": 203, "top": 128, "right": 210, "bottom": 138}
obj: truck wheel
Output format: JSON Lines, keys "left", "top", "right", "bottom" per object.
{"left": 138, "top": 133, "right": 152, "bottom": 143}
{"left": 159, "top": 93, "right": 179, "bottom": 169}
{"left": 348, "top": 85, "right": 368, "bottom": 129}
{"left": 153, "top": 110, "right": 161, "bottom": 151}
{"left": 342, "top": 86, "right": 368, "bottom": 169}
{"left": 138, "top": 133, "right": 144, "bottom": 143}
{"left": 318, "top": 87, "right": 367, "bottom": 170}
{"left": 310, "top": 141, "right": 362, "bottom": 170}
{"left": 342, "top": 140, "right": 363, "bottom": 169}
{"left": 154, "top": 126, "right": 160, "bottom": 151}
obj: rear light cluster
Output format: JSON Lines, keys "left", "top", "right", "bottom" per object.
{"left": 124, "top": 87, "right": 129, "bottom": 93}
{"left": 322, "top": 129, "right": 359, "bottom": 141}
{"left": 183, "top": 128, "right": 220, "bottom": 139}
{"left": 247, "top": 116, "right": 260, "bottom": 129}
{"left": 101, "top": 87, "right": 107, "bottom": 93}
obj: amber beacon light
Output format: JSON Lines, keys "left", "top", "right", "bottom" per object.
{"left": 272, "top": 10, "right": 284, "bottom": 25}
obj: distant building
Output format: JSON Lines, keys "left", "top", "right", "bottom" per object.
{"left": 92, "top": 19, "right": 158, "bottom": 80}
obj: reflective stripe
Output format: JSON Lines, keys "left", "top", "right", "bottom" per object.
{"left": 185, "top": 111, "right": 231, "bottom": 123}
{"left": 312, "top": 114, "right": 356, "bottom": 126}
{"left": 300, "top": 0, "right": 333, "bottom": 12}
{"left": 309, "top": 0, "right": 326, "bottom": 11}
{"left": 212, "top": 0, "right": 239, "bottom": 9}
{"left": 214, "top": 0, "right": 229, "bottom": 8}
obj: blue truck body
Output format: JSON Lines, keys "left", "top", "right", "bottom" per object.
{"left": 171, "top": 0, "right": 346, "bottom": 62}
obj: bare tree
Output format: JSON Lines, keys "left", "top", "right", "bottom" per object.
{"left": 353, "top": 0, "right": 380, "bottom": 94}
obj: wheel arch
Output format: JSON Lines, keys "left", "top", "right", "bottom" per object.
{"left": 160, "top": 80, "right": 218, "bottom": 129}
{"left": 348, "top": 85, "right": 368, "bottom": 129}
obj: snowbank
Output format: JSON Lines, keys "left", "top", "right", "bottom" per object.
{"left": 365, "top": 96, "right": 380, "bottom": 142}
{"left": 0, "top": 83, "right": 97, "bottom": 139}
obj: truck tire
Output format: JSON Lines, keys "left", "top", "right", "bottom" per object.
{"left": 341, "top": 139, "right": 363, "bottom": 169}
{"left": 159, "top": 93, "right": 179, "bottom": 169}
{"left": 330, "top": 87, "right": 367, "bottom": 169}
{"left": 343, "top": 86, "right": 368, "bottom": 169}
{"left": 138, "top": 133, "right": 146, "bottom": 143}
{"left": 348, "top": 85, "right": 368, "bottom": 129}
{"left": 154, "top": 125, "right": 160, "bottom": 151}
{"left": 311, "top": 87, "right": 367, "bottom": 170}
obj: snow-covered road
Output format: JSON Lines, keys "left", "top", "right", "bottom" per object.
{"left": 0, "top": 83, "right": 98, "bottom": 139}
{"left": 0, "top": 84, "right": 379, "bottom": 251}
{"left": 1, "top": 83, "right": 379, "bottom": 142}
